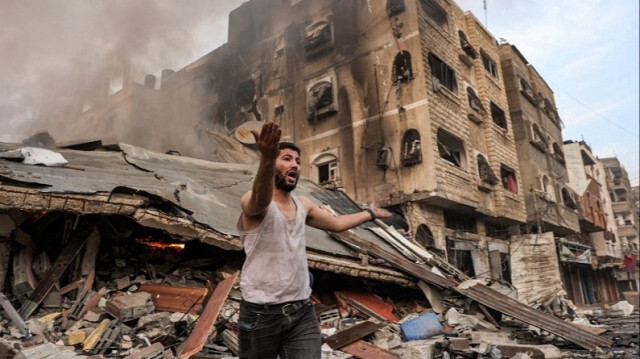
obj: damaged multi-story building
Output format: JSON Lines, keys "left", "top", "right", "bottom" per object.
{"left": 3, "top": 0, "right": 635, "bottom": 316}
{"left": 563, "top": 140, "right": 622, "bottom": 305}
{"left": 601, "top": 157, "right": 640, "bottom": 292}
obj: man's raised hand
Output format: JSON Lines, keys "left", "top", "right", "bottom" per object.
{"left": 251, "top": 122, "right": 282, "bottom": 161}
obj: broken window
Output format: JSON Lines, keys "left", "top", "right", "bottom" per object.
{"left": 614, "top": 188, "right": 628, "bottom": 202}
{"left": 485, "top": 223, "right": 509, "bottom": 239}
{"left": 531, "top": 123, "right": 547, "bottom": 152}
{"left": 444, "top": 211, "right": 476, "bottom": 233}
{"left": 500, "top": 165, "right": 517, "bottom": 194}
{"left": 416, "top": 224, "right": 442, "bottom": 255}
{"left": 541, "top": 175, "right": 556, "bottom": 201}
{"left": 428, "top": 52, "right": 456, "bottom": 92}
{"left": 446, "top": 238, "right": 477, "bottom": 277}
{"left": 437, "top": 128, "right": 466, "bottom": 169}
{"left": 376, "top": 147, "right": 392, "bottom": 169}
{"left": 401, "top": 129, "right": 422, "bottom": 166}
{"left": 480, "top": 49, "right": 498, "bottom": 78}
{"left": 236, "top": 79, "right": 256, "bottom": 106}
{"left": 458, "top": 30, "right": 478, "bottom": 58}
{"left": 490, "top": 102, "right": 507, "bottom": 129}
{"left": 467, "top": 86, "right": 484, "bottom": 114}
{"left": 393, "top": 50, "right": 413, "bottom": 83}
{"left": 519, "top": 77, "right": 535, "bottom": 103}
{"left": 421, "top": 0, "right": 448, "bottom": 30}
{"left": 304, "top": 20, "right": 333, "bottom": 57}
{"left": 562, "top": 187, "right": 578, "bottom": 209}
{"left": 477, "top": 154, "right": 498, "bottom": 185}
{"left": 306, "top": 78, "right": 337, "bottom": 121}
{"left": 317, "top": 160, "right": 339, "bottom": 184}
{"left": 386, "top": 0, "right": 405, "bottom": 17}
{"left": 541, "top": 98, "right": 558, "bottom": 123}
{"left": 552, "top": 142, "right": 565, "bottom": 164}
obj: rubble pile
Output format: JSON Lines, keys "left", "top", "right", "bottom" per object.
{"left": 0, "top": 211, "right": 631, "bottom": 358}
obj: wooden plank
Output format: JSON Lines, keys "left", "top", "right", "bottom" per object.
{"left": 19, "top": 226, "right": 89, "bottom": 319}
{"left": 179, "top": 271, "right": 239, "bottom": 359}
{"left": 340, "top": 340, "right": 399, "bottom": 359}
{"left": 323, "top": 321, "right": 383, "bottom": 350}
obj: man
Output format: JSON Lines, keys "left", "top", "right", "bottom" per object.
{"left": 237, "top": 122, "right": 391, "bottom": 359}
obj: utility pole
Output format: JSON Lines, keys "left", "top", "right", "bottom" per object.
{"left": 483, "top": 0, "right": 488, "bottom": 27}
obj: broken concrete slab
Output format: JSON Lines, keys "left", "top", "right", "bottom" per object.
{"left": 123, "top": 342, "right": 164, "bottom": 359}
{"left": 14, "top": 342, "right": 59, "bottom": 359}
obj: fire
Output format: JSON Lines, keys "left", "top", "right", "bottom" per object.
{"left": 136, "top": 236, "right": 185, "bottom": 250}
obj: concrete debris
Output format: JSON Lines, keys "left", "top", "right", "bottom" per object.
{"left": 0, "top": 197, "right": 631, "bottom": 358}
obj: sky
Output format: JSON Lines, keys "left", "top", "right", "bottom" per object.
{"left": 1, "top": 0, "right": 638, "bottom": 184}
{"left": 455, "top": 0, "right": 639, "bottom": 185}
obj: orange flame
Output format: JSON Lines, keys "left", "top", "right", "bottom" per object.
{"left": 136, "top": 236, "right": 185, "bottom": 250}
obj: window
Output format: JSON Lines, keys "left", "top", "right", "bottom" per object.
{"left": 480, "top": 49, "right": 498, "bottom": 78}
{"left": 236, "top": 79, "right": 256, "bottom": 106}
{"left": 541, "top": 175, "right": 555, "bottom": 201}
{"left": 401, "top": 129, "right": 422, "bottom": 166}
{"left": 428, "top": 52, "right": 456, "bottom": 92}
{"left": 531, "top": 123, "right": 547, "bottom": 152}
{"left": 541, "top": 98, "right": 558, "bottom": 123}
{"left": 386, "top": 0, "right": 405, "bottom": 17}
{"left": 490, "top": 102, "right": 507, "bottom": 129}
{"left": 444, "top": 211, "right": 476, "bottom": 233}
{"left": 552, "top": 142, "right": 565, "bottom": 164}
{"left": 562, "top": 188, "right": 578, "bottom": 209}
{"left": 437, "top": 128, "right": 466, "bottom": 169}
{"left": 318, "top": 161, "right": 338, "bottom": 184}
{"left": 467, "top": 87, "right": 485, "bottom": 114}
{"left": 447, "top": 238, "right": 476, "bottom": 277}
{"left": 421, "top": 0, "right": 448, "bottom": 30}
{"left": 306, "top": 75, "right": 338, "bottom": 121}
{"left": 458, "top": 30, "right": 477, "bottom": 58}
{"left": 304, "top": 20, "right": 333, "bottom": 57}
{"left": 519, "top": 77, "right": 535, "bottom": 103}
{"left": 477, "top": 154, "right": 498, "bottom": 185}
{"left": 416, "top": 224, "right": 442, "bottom": 255}
{"left": 501, "top": 165, "right": 517, "bottom": 194}
{"left": 393, "top": 50, "right": 413, "bottom": 83}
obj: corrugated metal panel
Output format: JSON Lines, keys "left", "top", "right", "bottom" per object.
{"left": 0, "top": 142, "right": 397, "bottom": 261}
{"left": 457, "top": 283, "right": 611, "bottom": 350}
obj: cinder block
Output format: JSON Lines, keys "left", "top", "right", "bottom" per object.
{"left": 106, "top": 292, "right": 155, "bottom": 321}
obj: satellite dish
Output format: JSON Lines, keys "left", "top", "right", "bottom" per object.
{"left": 234, "top": 121, "right": 264, "bottom": 144}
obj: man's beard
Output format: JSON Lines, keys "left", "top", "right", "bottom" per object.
{"left": 275, "top": 172, "right": 297, "bottom": 192}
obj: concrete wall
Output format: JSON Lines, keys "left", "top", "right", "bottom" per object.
{"left": 510, "top": 232, "right": 565, "bottom": 305}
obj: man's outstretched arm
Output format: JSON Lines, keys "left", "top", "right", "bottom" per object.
{"left": 241, "top": 122, "right": 281, "bottom": 217}
{"left": 300, "top": 197, "right": 392, "bottom": 232}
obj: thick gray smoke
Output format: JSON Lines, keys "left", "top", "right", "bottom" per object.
{"left": 0, "top": 0, "right": 240, "bottom": 145}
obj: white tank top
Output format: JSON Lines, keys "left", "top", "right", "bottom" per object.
{"left": 237, "top": 196, "right": 311, "bottom": 304}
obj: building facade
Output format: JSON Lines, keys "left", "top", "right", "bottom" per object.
{"left": 563, "top": 140, "right": 620, "bottom": 304}
{"left": 601, "top": 157, "right": 639, "bottom": 292}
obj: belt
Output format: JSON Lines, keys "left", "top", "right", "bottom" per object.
{"left": 241, "top": 298, "right": 311, "bottom": 315}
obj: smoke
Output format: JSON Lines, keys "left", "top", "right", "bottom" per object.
{"left": 0, "top": 0, "right": 240, "bottom": 144}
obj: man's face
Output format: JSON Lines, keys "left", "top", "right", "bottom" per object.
{"left": 274, "top": 148, "right": 301, "bottom": 192}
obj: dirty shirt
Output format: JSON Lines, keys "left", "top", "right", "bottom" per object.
{"left": 237, "top": 196, "right": 311, "bottom": 304}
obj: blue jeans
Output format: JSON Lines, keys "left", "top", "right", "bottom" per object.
{"left": 238, "top": 298, "right": 321, "bottom": 359}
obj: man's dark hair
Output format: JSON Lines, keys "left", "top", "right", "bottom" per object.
{"left": 279, "top": 142, "right": 301, "bottom": 156}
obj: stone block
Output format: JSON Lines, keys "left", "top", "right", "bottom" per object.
{"left": 106, "top": 292, "right": 155, "bottom": 321}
